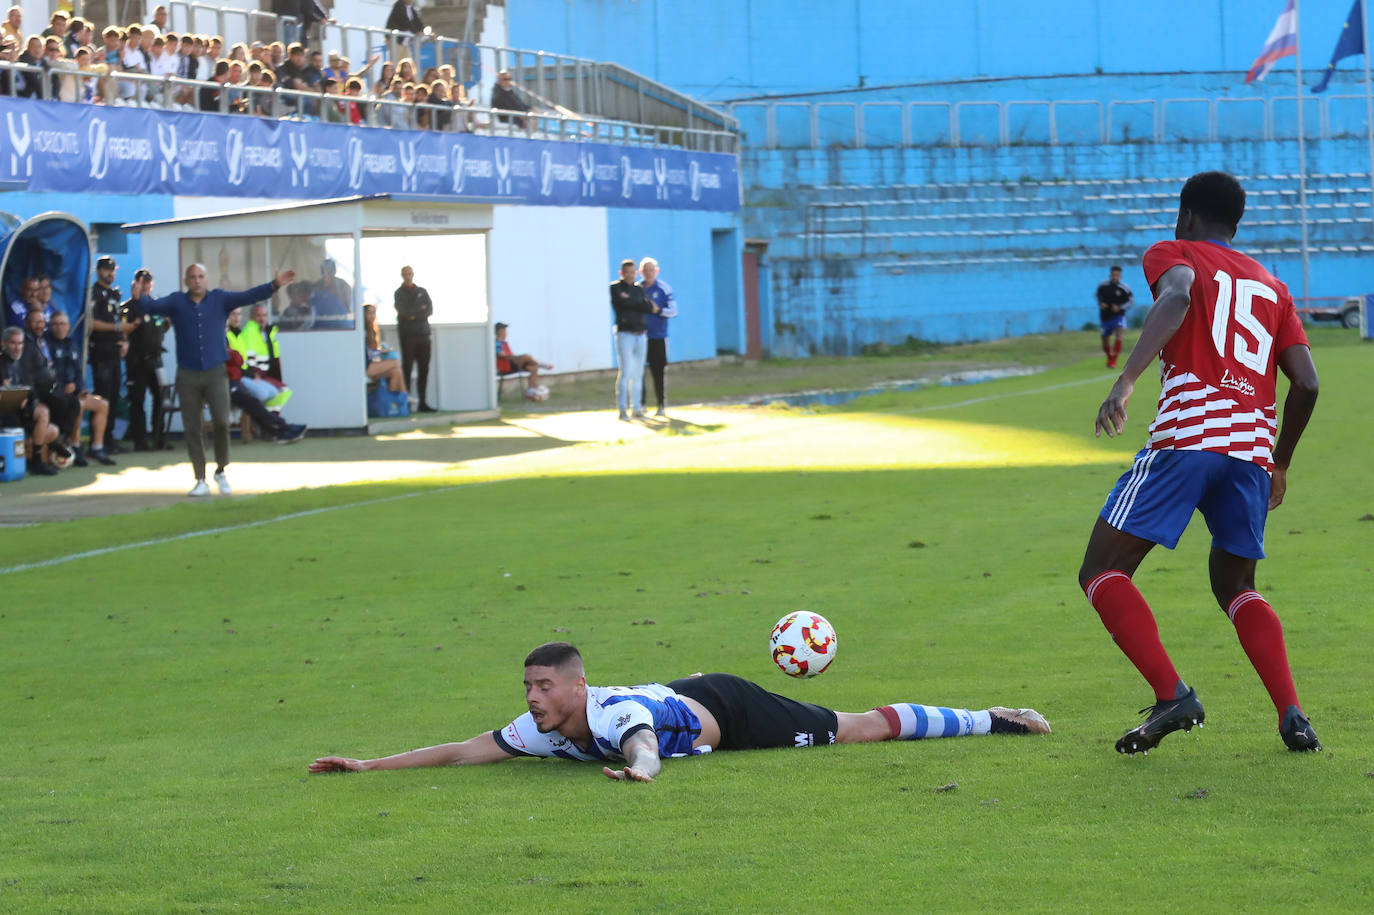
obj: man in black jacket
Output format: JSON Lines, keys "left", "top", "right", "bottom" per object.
{"left": 393, "top": 265, "right": 434, "bottom": 412}
{"left": 609, "top": 259, "right": 659, "bottom": 421}
{"left": 1, "top": 326, "right": 60, "bottom": 474}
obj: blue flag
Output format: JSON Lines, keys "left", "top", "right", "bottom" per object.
{"left": 1312, "top": 0, "right": 1366, "bottom": 93}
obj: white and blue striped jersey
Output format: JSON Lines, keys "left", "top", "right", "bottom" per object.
{"left": 492, "top": 684, "right": 705, "bottom": 761}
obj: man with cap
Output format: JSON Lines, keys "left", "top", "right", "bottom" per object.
{"left": 393, "top": 265, "right": 434, "bottom": 412}
{"left": 122, "top": 269, "right": 171, "bottom": 451}
{"left": 495, "top": 322, "right": 551, "bottom": 401}
{"left": 89, "top": 255, "right": 132, "bottom": 454}
{"left": 135, "top": 263, "right": 296, "bottom": 497}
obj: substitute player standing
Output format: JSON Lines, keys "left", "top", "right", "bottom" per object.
{"left": 1078, "top": 171, "right": 1321, "bottom": 755}
{"left": 1096, "top": 265, "right": 1133, "bottom": 368}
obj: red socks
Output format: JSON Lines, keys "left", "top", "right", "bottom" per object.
{"left": 1084, "top": 570, "right": 1181, "bottom": 701}
{"left": 1112, "top": 338, "right": 1123, "bottom": 358}
{"left": 1101, "top": 336, "right": 1112, "bottom": 357}
{"left": 1227, "top": 591, "right": 1300, "bottom": 719}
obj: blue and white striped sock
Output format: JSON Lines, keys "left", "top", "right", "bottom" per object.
{"left": 877, "top": 704, "right": 992, "bottom": 739}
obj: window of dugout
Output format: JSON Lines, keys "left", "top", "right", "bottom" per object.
{"left": 178, "top": 235, "right": 358, "bottom": 331}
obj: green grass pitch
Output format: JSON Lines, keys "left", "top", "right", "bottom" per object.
{"left": 3, "top": 332, "right": 1371, "bottom": 911}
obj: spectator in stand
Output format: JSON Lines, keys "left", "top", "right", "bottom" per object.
{"left": 363, "top": 304, "right": 407, "bottom": 394}
{"left": 43, "top": 10, "right": 67, "bottom": 40}
{"left": 121, "top": 269, "right": 170, "bottom": 451}
{"left": 320, "top": 77, "right": 345, "bottom": 122}
{"left": 429, "top": 80, "right": 452, "bottom": 130}
{"left": 385, "top": 0, "right": 424, "bottom": 36}
{"left": 0, "top": 36, "right": 16, "bottom": 97}
{"left": 118, "top": 24, "right": 148, "bottom": 103}
{"left": 199, "top": 58, "right": 230, "bottom": 112}
{"left": 393, "top": 266, "right": 434, "bottom": 412}
{"left": 253, "top": 68, "right": 277, "bottom": 116}
{"left": 43, "top": 37, "right": 77, "bottom": 102}
{"left": 226, "top": 350, "right": 306, "bottom": 444}
{"left": 373, "top": 77, "right": 404, "bottom": 127}
{"left": 149, "top": 6, "right": 170, "bottom": 38}
{"left": 1, "top": 326, "right": 60, "bottom": 475}
{"left": 226, "top": 59, "right": 249, "bottom": 112}
{"left": 229, "top": 42, "right": 248, "bottom": 64}
{"left": 244, "top": 303, "right": 286, "bottom": 382}
{"left": 194, "top": 36, "right": 212, "bottom": 80}
{"left": 16, "top": 35, "right": 43, "bottom": 98}
{"left": 72, "top": 46, "right": 105, "bottom": 103}
{"left": 268, "top": 42, "right": 285, "bottom": 70}
{"left": 135, "top": 263, "right": 297, "bottom": 497}
{"left": 295, "top": 0, "right": 334, "bottom": 49}
{"left": 495, "top": 322, "right": 552, "bottom": 401}
{"left": 147, "top": 35, "right": 176, "bottom": 103}
{"left": 396, "top": 57, "right": 416, "bottom": 84}
{"left": 304, "top": 48, "right": 324, "bottom": 85}
{"left": 89, "top": 256, "right": 129, "bottom": 453}
{"left": 41, "top": 309, "right": 118, "bottom": 465}
{"left": 1, "top": 6, "right": 21, "bottom": 44}
{"left": 491, "top": 69, "right": 531, "bottom": 128}
{"left": 343, "top": 77, "right": 364, "bottom": 124}
{"left": 413, "top": 82, "right": 431, "bottom": 129}
{"left": 276, "top": 41, "right": 309, "bottom": 110}
{"left": 33, "top": 275, "right": 57, "bottom": 321}
{"left": 207, "top": 37, "right": 223, "bottom": 64}
{"left": 173, "top": 34, "right": 197, "bottom": 104}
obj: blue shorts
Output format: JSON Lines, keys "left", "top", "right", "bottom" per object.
{"left": 1100, "top": 449, "right": 1270, "bottom": 559}
{"left": 1100, "top": 315, "right": 1127, "bottom": 336}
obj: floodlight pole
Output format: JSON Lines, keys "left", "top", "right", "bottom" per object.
{"left": 1295, "top": 0, "right": 1312, "bottom": 299}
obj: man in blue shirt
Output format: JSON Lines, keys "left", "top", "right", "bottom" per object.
{"left": 639, "top": 257, "right": 677, "bottom": 418}
{"left": 139, "top": 263, "right": 295, "bottom": 497}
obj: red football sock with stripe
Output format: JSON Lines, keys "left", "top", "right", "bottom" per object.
{"left": 1101, "top": 336, "right": 1112, "bottom": 357}
{"left": 1112, "top": 337, "right": 1123, "bottom": 358}
{"left": 1084, "top": 570, "right": 1181, "bottom": 701}
{"left": 1227, "top": 591, "right": 1300, "bottom": 720}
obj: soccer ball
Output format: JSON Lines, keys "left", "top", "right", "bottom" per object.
{"left": 770, "top": 611, "right": 837, "bottom": 678}
{"left": 524, "top": 385, "right": 549, "bottom": 402}
{"left": 50, "top": 442, "right": 75, "bottom": 469}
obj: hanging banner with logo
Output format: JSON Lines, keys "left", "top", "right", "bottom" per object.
{"left": 0, "top": 98, "right": 740, "bottom": 211}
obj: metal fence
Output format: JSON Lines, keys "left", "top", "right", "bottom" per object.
{"left": 0, "top": 61, "right": 738, "bottom": 152}
{"left": 725, "top": 94, "right": 1374, "bottom": 148}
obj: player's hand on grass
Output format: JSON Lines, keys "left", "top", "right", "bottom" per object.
{"left": 603, "top": 765, "right": 654, "bottom": 782}
{"left": 1095, "top": 378, "right": 1134, "bottom": 438}
{"left": 309, "top": 756, "right": 367, "bottom": 773}
{"left": 1268, "top": 466, "right": 1287, "bottom": 510}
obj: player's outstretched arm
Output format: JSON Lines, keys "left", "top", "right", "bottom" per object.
{"left": 603, "top": 729, "right": 661, "bottom": 783}
{"left": 1096, "top": 264, "right": 1195, "bottom": 438}
{"left": 309, "top": 731, "right": 513, "bottom": 773}
{"left": 1269, "top": 344, "right": 1319, "bottom": 510}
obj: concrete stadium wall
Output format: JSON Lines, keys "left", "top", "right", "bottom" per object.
{"left": 506, "top": 0, "right": 1366, "bottom": 101}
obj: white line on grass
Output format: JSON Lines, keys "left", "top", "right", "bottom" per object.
{"left": 0, "top": 483, "right": 479, "bottom": 577}
{"left": 2, "top": 373, "right": 1112, "bottom": 577}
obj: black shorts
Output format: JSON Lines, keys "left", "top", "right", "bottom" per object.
{"left": 668, "top": 673, "right": 838, "bottom": 751}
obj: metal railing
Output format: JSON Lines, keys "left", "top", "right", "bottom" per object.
{"left": 725, "top": 94, "right": 1374, "bottom": 149}
{"left": 0, "top": 60, "right": 738, "bottom": 152}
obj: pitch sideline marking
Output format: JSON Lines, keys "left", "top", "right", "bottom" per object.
{"left": 1, "top": 373, "right": 1114, "bottom": 577}
{"left": 0, "top": 482, "right": 487, "bottom": 577}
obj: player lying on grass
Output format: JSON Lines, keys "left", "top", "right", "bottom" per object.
{"left": 310, "top": 641, "right": 1050, "bottom": 782}
{"left": 1080, "top": 170, "right": 1322, "bottom": 756}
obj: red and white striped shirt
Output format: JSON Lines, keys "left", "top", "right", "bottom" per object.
{"left": 1140, "top": 240, "right": 1308, "bottom": 473}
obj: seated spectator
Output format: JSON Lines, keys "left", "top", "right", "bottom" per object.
{"left": 226, "top": 350, "right": 306, "bottom": 444}
{"left": 43, "top": 10, "right": 68, "bottom": 40}
{"left": 229, "top": 42, "right": 248, "bottom": 64}
{"left": 268, "top": 41, "right": 285, "bottom": 70}
{"left": 278, "top": 280, "right": 315, "bottom": 331}
{"left": 17, "top": 34, "right": 44, "bottom": 98}
{"left": 230, "top": 303, "right": 291, "bottom": 408}
{"left": 199, "top": 58, "right": 230, "bottom": 112}
{"left": 320, "top": 77, "right": 346, "bottom": 123}
{"left": 65, "top": 18, "right": 92, "bottom": 58}
{"left": 343, "top": 77, "right": 365, "bottom": 124}
{"left": 120, "top": 24, "right": 148, "bottom": 103}
{"left": 148, "top": 35, "right": 178, "bottom": 101}
{"left": 1, "top": 6, "right": 21, "bottom": 44}
{"left": 7, "top": 276, "right": 38, "bottom": 327}
{"left": 23, "top": 309, "right": 83, "bottom": 462}
{"left": 43, "top": 309, "right": 116, "bottom": 464}
{"left": 276, "top": 41, "right": 309, "bottom": 110}
{"left": 0, "top": 325, "right": 60, "bottom": 475}
{"left": 72, "top": 46, "right": 106, "bottom": 103}
{"left": 429, "top": 79, "right": 452, "bottom": 130}
{"left": 42, "top": 38, "right": 79, "bottom": 104}
{"left": 324, "top": 49, "right": 347, "bottom": 84}
{"left": 363, "top": 304, "right": 406, "bottom": 393}
{"left": 495, "top": 321, "right": 552, "bottom": 400}
{"left": 373, "top": 77, "right": 405, "bottom": 127}
{"left": 149, "top": 6, "right": 170, "bottom": 38}
{"left": 413, "top": 82, "right": 431, "bottom": 130}
{"left": 310, "top": 259, "right": 352, "bottom": 328}
{"left": 32, "top": 274, "right": 57, "bottom": 321}
{"left": 491, "top": 69, "right": 530, "bottom": 127}
{"left": 252, "top": 68, "right": 276, "bottom": 117}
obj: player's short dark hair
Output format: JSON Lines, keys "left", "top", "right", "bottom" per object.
{"left": 620, "top": 259, "right": 635, "bottom": 269}
{"left": 1179, "top": 171, "right": 1246, "bottom": 232}
{"left": 524, "top": 642, "right": 582, "bottom": 671}
{"left": 1110, "top": 264, "right": 1122, "bottom": 272}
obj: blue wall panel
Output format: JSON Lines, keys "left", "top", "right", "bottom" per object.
{"left": 605, "top": 208, "right": 742, "bottom": 361}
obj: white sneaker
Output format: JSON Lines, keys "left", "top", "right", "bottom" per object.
{"left": 213, "top": 471, "right": 232, "bottom": 495}
{"left": 188, "top": 480, "right": 211, "bottom": 497}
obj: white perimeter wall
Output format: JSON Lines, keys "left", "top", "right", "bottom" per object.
{"left": 488, "top": 204, "right": 612, "bottom": 374}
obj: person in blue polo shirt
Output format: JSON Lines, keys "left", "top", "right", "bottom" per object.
{"left": 138, "top": 263, "right": 295, "bottom": 497}
{"left": 639, "top": 256, "right": 677, "bottom": 418}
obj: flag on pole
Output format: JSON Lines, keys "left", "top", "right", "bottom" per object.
{"left": 1247, "top": 0, "right": 1300, "bottom": 83}
{"left": 1312, "top": 0, "right": 1365, "bottom": 92}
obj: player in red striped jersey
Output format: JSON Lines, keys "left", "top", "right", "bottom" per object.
{"left": 1077, "top": 171, "right": 1322, "bottom": 755}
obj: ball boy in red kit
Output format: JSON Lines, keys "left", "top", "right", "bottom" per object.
{"left": 1078, "top": 171, "right": 1322, "bottom": 755}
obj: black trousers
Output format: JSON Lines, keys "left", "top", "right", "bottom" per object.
{"left": 645, "top": 337, "right": 668, "bottom": 408}
{"left": 89, "top": 344, "right": 122, "bottom": 445}
{"left": 400, "top": 334, "right": 432, "bottom": 405}
{"left": 125, "top": 358, "right": 164, "bottom": 446}
{"left": 229, "top": 384, "right": 287, "bottom": 437}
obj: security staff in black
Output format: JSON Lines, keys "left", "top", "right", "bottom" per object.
{"left": 122, "top": 269, "right": 169, "bottom": 451}
{"left": 89, "top": 256, "right": 133, "bottom": 454}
